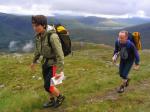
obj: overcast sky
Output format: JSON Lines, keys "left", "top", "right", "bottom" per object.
{"left": 0, "top": 0, "right": 150, "bottom": 18}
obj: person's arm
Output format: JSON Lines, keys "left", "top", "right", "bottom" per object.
{"left": 112, "top": 40, "right": 119, "bottom": 63}
{"left": 32, "top": 40, "right": 40, "bottom": 64}
{"left": 50, "top": 33, "right": 64, "bottom": 74}
{"left": 114, "top": 40, "right": 119, "bottom": 55}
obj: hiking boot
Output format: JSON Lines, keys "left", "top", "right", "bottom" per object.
{"left": 43, "top": 97, "right": 55, "bottom": 108}
{"left": 117, "top": 85, "right": 125, "bottom": 93}
{"left": 125, "top": 78, "right": 131, "bottom": 87}
{"left": 53, "top": 95, "right": 65, "bottom": 108}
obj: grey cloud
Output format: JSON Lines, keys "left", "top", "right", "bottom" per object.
{"left": 0, "top": 0, "right": 150, "bottom": 18}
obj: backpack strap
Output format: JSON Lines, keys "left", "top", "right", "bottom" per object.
{"left": 47, "top": 33, "right": 52, "bottom": 48}
{"left": 126, "top": 40, "right": 131, "bottom": 49}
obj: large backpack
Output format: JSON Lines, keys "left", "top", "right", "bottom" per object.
{"left": 132, "top": 32, "right": 142, "bottom": 50}
{"left": 48, "top": 24, "right": 72, "bottom": 57}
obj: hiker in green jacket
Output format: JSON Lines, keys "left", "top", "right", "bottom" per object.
{"left": 30, "top": 15, "right": 65, "bottom": 108}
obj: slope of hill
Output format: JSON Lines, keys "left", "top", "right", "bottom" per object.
{"left": 0, "top": 43, "right": 150, "bottom": 112}
{"left": 69, "top": 28, "right": 118, "bottom": 45}
{"left": 125, "top": 23, "right": 150, "bottom": 48}
{"left": 113, "top": 17, "right": 150, "bottom": 26}
{"left": 0, "top": 12, "right": 150, "bottom": 51}
{"left": 0, "top": 13, "right": 34, "bottom": 49}
{"left": 76, "top": 16, "right": 127, "bottom": 28}
{"left": 70, "top": 22, "right": 150, "bottom": 49}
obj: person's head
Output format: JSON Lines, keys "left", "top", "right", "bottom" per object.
{"left": 32, "top": 15, "right": 47, "bottom": 34}
{"left": 118, "top": 30, "right": 128, "bottom": 44}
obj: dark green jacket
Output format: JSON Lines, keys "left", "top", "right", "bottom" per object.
{"left": 33, "top": 26, "right": 64, "bottom": 74}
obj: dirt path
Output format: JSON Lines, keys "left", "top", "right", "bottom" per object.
{"left": 86, "top": 79, "right": 150, "bottom": 104}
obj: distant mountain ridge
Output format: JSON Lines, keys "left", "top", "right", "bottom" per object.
{"left": 0, "top": 12, "right": 150, "bottom": 51}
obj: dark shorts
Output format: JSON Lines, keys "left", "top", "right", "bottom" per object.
{"left": 119, "top": 60, "right": 134, "bottom": 79}
{"left": 42, "top": 62, "right": 56, "bottom": 93}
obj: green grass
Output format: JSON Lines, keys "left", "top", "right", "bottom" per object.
{"left": 0, "top": 44, "right": 150, "bottom": 112}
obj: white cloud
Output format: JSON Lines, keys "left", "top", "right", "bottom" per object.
{"left": 0, "top": 0, "right": 150, "bottom": 18}
{"left": 22, "top": 40, "right": 34, "bottom": 52}
{"left": 136, "top": 10, "right": 146, "bottom": 18}
{"left": 8, "top": 40, "right": 19, "bottom": 52}
{"left": 0, "top": 4, "right": 54, "bottom": 16}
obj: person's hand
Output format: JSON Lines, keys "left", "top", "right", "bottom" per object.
{"left": 112, "top": 58, "right": 116, "bottom": 64}
{"left": 55, "top": 72, "right": 63, "bottom": 79}
{"left": 30, "top": 63, "right": 36, "bottom": 72}
{"left": 112, "top": 56, "right": 117, "bottom": 64}
{"left": 133, "top": 64, "right": 140, "bottom": 70}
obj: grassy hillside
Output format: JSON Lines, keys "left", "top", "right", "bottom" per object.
{"left": 0, "top": 43, "right": 150, "bottom": 112}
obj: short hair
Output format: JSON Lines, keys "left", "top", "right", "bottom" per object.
{"left": 32, "top": 15, "right": 47, "bottom": 29}
{"left": 119, "top": 30, "right": 128, "bottom": 37}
